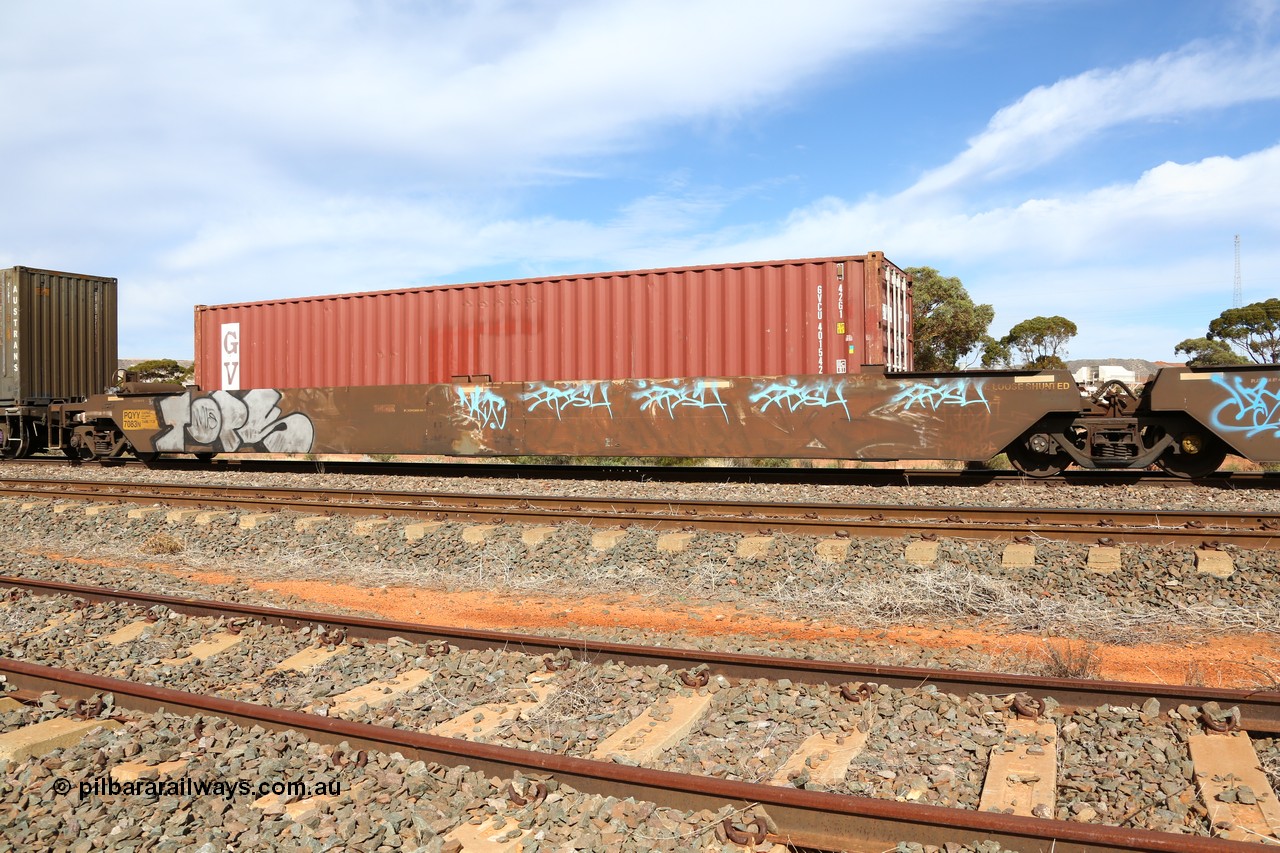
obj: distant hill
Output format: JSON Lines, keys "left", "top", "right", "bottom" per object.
{"left": 119, "top": 359, "right": 193, "bottom": 370}
{"left": 1066, "top": 357, "right": 1177, "bottom": 381}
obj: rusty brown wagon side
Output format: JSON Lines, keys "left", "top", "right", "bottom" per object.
{"left": 108, "top": 370, "right": 1082, "bottom": 465}
{"left": 64, "top": 365, "right": 1280, "bottom": 477}
{"left": 1144, "top": 364, "right": 1280, "bottom": 475}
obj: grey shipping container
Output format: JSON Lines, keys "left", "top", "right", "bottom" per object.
{"left": 0, "top": 266, "right": 118, "bottom": 407}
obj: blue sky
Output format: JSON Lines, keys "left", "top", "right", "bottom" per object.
{"left": 1, "top": 0, "right": 1277, "bottom": 363}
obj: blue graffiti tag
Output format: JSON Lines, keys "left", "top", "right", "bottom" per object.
{"left": 1210, "top": 373, "right": 1280, "bottom": 438}
{"left": 455, "top": 387, "right": 508, "bottom": 430}
{"left": 521, "top": 381, "right": 613, "bottom": 420}
{"left": 748, "top": 378, "right": 850, "bottom": 420}
{"left": 632, "top": 379, "right": 729, "bottom": 422}
{"left": 892, "top": 379, "right": 990, "bottom": 412}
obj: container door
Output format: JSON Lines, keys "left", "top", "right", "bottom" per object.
{"left": 883, "top": 262, "right": 913, "bottom": 371}
{"left": 859, "top": 254, "right": 913, "bottom": 372}
{"left": 0, "top": 269, "right": 17, "bottom": 404}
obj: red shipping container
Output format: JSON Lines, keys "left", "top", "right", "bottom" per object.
{"left": 194, "top": 252, "right": 912, "bottom": 391}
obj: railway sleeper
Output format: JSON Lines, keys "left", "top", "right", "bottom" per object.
{"left": 3, "top": 654, "right": 1279, "bottom": 849}
{"left": 6, "top": 583, "right": 1280, "bottom": 848}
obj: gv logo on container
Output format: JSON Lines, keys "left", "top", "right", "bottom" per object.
{"left": 221, "top": 323, "right": 240, "bottom": 390}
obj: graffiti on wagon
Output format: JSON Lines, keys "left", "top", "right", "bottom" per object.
{"left": 153, "top": 389, "right": 315, "bottom": 453}
{"left": 454, "top": 386, "right": 508, "bottom": 430}
{"left": 1210, "top": 373, "right": 1280, "bottom": 438}
{"left": 749, "top": 378, "right": 851, "bottom": 420}
{"left": 892, "top": 379, "right": 991, "bottom": 413}
{"left": 521, "top": 381, "right": 614, "bottom": 420}
{"left": 632, "top": 379, "right": 730, "bottom": 422}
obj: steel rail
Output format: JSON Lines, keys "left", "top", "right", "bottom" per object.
{"left": 0, "top": 658, "right": 1264, "bottom": 853}
{"left": 6, "top": 576, "right": 1279, "bottom": 735}
{"left": 3, "top": 477, "right": 1279, "bottom": 548}
{"left": 16, "top": 453, "right": 1280, "bottom": 489}
{"left": 6, "top": 475, "right": 1269, "bottom": 526}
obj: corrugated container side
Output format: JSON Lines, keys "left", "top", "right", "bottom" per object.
{"left": 195, "top": 254, "right": 911, "bottom": 390}
{"left": 0, "top": 267, "right": 118, "bottom": 405}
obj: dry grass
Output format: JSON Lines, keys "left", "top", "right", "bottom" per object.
{"left": 1263, "top": 747, "right": 1280, "bottom": 794}
{"left": 1183, "top": 659, "right": 1208, "bottom": 687}
{"left": 1244, "top": 656, "right": 1280, "bottom": 691}
{"left": 141, "top": 532, "right": 184, "bottom": 555}
{"left": 761, "top": 561, "right": 1280, "bottom": 644}
{"left": 63, "top": 528, "right": 1280, "bottom": 646}
{"left": 115, "top": 521, "right": 674, "bottom": 600}
{"left": 524, "top": 661, "right": 609, "bottom": 727}
{"left": 1038, "top": 639, "right": 1102, "bottom": 679}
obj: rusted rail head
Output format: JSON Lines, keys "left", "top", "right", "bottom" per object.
{"left": 0, "top": 658, "right": 1264, "bottom": 853}
{"left": 6, "top": 577, "right": 1279, "bottom": 735}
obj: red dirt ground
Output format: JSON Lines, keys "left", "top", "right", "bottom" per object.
{"left": 30, "top": 550, "right": 1280, "bottom": 690}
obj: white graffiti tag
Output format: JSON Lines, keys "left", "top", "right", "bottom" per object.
{"left": 632, "top": 380, "right": 729, "bottom": 422}
{"left": 1210, "top": 374, "right": 1280, "bottom": 438}
{"left": 154, "top": 390, "right": 315, "bottom": 453}
{"left": 455, "top": 387, "right": 508, "bottom": 430}
{"left": 521, "top": 382, "right": 613, "bottom": 420}
{"left": 892, "top": 379, "right": 990, "bottom": 412}
{"left": 749, "top": 378, "right": 850, "bottom": 420}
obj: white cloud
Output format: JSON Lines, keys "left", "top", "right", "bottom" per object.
{"left": 0, "top": 0, "right": 973, "bottom": 182}
{"left": 93, "top": 138, "right": 1280, "bottom": 358}
{"left": 701, "top": 144, "right": 1279, "bottom": 262}
{"left": 692, "top": 143, "right": 1280, "bottom": 359}
{"left": 676, "top": 32, "right": 1280, "bottom": 354}
{"left": 3, "top": 2, "right": 1276, "bottom": 367}
{"left": 1238, "top": 0, "right": 1280, "bottom": 36}
{"left": 0, "top": 0, "right": 984, "bottom": 333}
{"left": 0, "top": 0, "right": 992, "bottom": 355}
{"left": 904, "top": 45, "right": 1280, "bottom": 197}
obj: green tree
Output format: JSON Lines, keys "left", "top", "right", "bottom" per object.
{"left": 128, "top": 359, "right": 193, "bottom": 384}
{"left": 1173, "top": 336, "right": 1249, "bottom": 367}
{"left": 978, "top": 334, "right": 1011, "bottom": 369}
{"left": 994, "top": 315, "right": 1077, "bottom": 368}
{"left": 1026, "top": 354, "right": 1068, "bottom": 370}
{"left": 1206, "top": 298, "right": 1280, "bottom": 363}
{"left": 906, "top": 267, "right": 995, "bottom": 371}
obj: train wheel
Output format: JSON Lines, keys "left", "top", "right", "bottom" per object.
{"left": 1156, "top": 433, "right": 1227, "bottom": 479}
{"left": 194, "top": 452, "right": 217, "bottom": 462}
{"left": 1006, "top": 441, "right": 1070, "bottom": 478}
{"left": 12, "top": 423, "right": 34, "bottom": 458}
{"left": 123, "top": 436, "right": 160, "bottom": 465}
